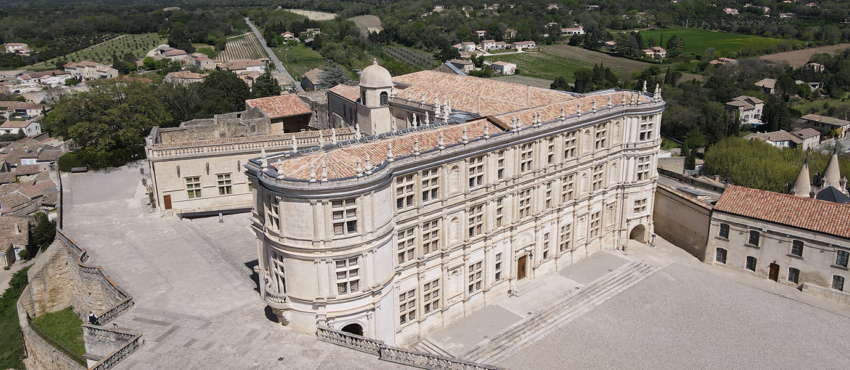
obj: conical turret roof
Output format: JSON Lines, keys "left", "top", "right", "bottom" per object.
{"left": 821, "top": 152, "right": 842, "bottom": 189}
{"left": 791, "top": 156, "right": 811, "bottom": 198}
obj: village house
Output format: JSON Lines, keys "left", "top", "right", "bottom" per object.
{"left": 800, "top": 114, "right": 850, "bottom": 138}
{"left": 0, "top": 216, "right": 30, "bottom": 268}
{"left": 604, "top": 41, "right": 617, "bottom": 50}
{"left": 4, "top": 43, "right": 29, "bottom": 54}
{"left": 504, "top": 28, "right": 517, "bottom": 39}
{"left": 725, "top": 95, "right": 764, "bottom": 125}
{"left": 475, "top": 30, "right": 487, "bottom": 39}
{"left": 723, "top": 8, "right": 740, "bottom": 15}
{"left": 448, "top": 59, "right": 474, "bottom": 73}
{"left": 63, "top": 61, "right": 119, "bottom": 80}
{"left": 282, "top": 32, "right": 296, "bottom": 41}
{"left": 710, "top": 57, "right": 738, "bottom": 66}
{"left": 755, "top": 78, "right": 776, "bottom": 94}
{"left": 806, "top": 62, "right": 825, "bottom": 73}
{"left": 512, "top": 41, "right": 536, "bottom": 50}
{"left": 790, "top": 128, "right": 821, "bottom": 151}
{"left": 481, "top": 40, "right": 496, "bottom": 51}
{"left": 164, "top": 48, "right": 188, "bottom": 61}
{"left": 744, "top": 130, "right": 803, "bottom": 148}
{"left": 490, "top": 61, "right": 516, "bottom": 75}
{"left": 301, "top": 68, "right": 323, "bottom": 91}
{"left": 560, "top": 27, "right": 585, "bottom": 37}
{"left": 188, "top": 53, "right": 217, "bottom": 70}
{"left": 217, "top": 59, "right": 267, "bottom": 74}
{"left": 165, "top": 71, "right": 208, "bottom": 86}
{"left": 642, "top": 46, "right": 667, "bottom": 59}
{"left": 0, "top": 120, "right": 41, "bottom": 137}
{"left": 780, "top": 13, "right": 795, "bottom": 18}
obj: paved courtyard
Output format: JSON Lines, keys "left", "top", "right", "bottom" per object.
{"left": 62, "top": 165, "right": 406, "bottom": 370}
{"left": 61, "top": 165, "right": 850, "bottom": 369}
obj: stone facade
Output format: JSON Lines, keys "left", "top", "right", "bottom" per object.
{"left": 653, "top": 184, "right": 711, "bottom": 260}
{"left": 249, "top": 64, "right": 665, "bottom": 346}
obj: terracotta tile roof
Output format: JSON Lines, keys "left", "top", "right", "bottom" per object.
{"left": 0, "top": 193, "right": 30, "bottom": 213}
{"left": 18, "top": 180, "right": 55, "bottom": 199}
{"left": 302, "top": 68, "right": 322, "bottom": 83}
{"left": 0, "top": 173, "right": 14, "bottom": 184}
{"left": 329, "top": 84, "right": 361, "bottom": 102}
{"left": 744, "top": 130, "right": 802, "bottom": 144}
{"left": 801, "top": 114, "right": 850, "bottom": 127}
{"left": 791, "top": 128, "right": 821, "bottom": 139}
{"left": 496, "top": 91, "right": 649, "bottom": 129}
{"left": 714, "top": 185, "right": 850, "bottom": 239}
{"left": 0, "top": 215, "right": 29, "bottom": 249}
{"left": 14, "top": 165, "right": 40, "bottom": 175}
{"left": 0, "top": 119, "right": 36, "bottom": 129}
{"left": 245, "top": 94, "right": 312, "bottom": 119}
{"left": 164, "top": 49, "right": 187, "bottom": 56}
{"left": 273, "top": 118, "right": 500, "bottom": 180}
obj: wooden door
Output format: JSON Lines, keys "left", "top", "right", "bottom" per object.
{"left": 517, "top": 256, "right": 527, "bottom": 280}
{"left": 163, "top": 195, "right": 172, "bottom": 210}
{"left": 768, "top": 263, "right": 779, "bottom": 281}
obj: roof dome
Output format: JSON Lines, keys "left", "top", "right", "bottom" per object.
{"left": 359, "top": 60, "right": 393, "bottom": 89}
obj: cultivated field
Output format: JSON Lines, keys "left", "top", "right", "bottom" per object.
{"left": 637, "top": 28, "right": 804, "bottom": 56}
{"left": 760, "top": 43, "right": 850, "bottom": 67}
{"left": 28, "top": 33, "right": 166, "bottom": 69}
{"left": 218, "top": 33, "right": 267, "bottom": 61}
{"left": 349, "top": 15, "right": 382, "bottom": 37}
{"left": 493, "top": 75, "right": 554, "bottom": 89}
{"left": 285, "top": 9, "right": 336, "bottom": 20}
{"left": 385, "top": 46, "right": 436, "bottom": 70}
{"left": 541, "top": 45, "right": 652, "bottom": 79}
{"left": 484, "top": 50, "right": 594, "bottom": 82}
{"left": 273, "top": 44, "right": 325, "bottom": 79}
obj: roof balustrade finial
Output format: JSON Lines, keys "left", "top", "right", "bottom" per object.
{"left": 484, "top": 122, "right": 490, "bottom": 138}
{"left": 462, "top": 127, "right": 469, "bottom": 144}
{"left": 413, "top": 138, "right": 421, "bottom": 155}
{"left": 643, "top": 80, "right": 647, "bottom": 93}
{"left": 364, "top": 154, "right": 373, "bottom": 172}
{"left": 607, "top": 95, "right": 612, "bottom": 108}
{"left": 387, "top": 143, "right": 394, "bottom": 162}
{"left": 560, "top": 106, "right": 565, "bottom": 119}
{"left": 276, "top": 159, "right": 284, "bottom": 180}
{"left": 309, "top": 163, "right": 317, "bottom": 182}
{"left": 438, "top": 132, "right": 445, "bottom": 150}
{"left": 592, "top": 99, "right": 597, "bottom": 113}
{"left": 321, "top": 162, "right": 328, "bottom": 182}
{"left": 318, "top": 131, "right": 324, "bottom": 146}
{"left": 577, "top": 101, "right": 582, "bottom": 116}
{"left": 331, "top": 128, "right": 337, "bottom": 144}
{"left": 355, "top": 124, "right": 362, "bottom": 139}
{"left": 291, "top": 135, "right": 298, "bottom": 152}
{"left": 261, "top": 148, "right": 268, "bottom": 170}
{"left": 356, "top": 158, "right": 363, "bottom": 177}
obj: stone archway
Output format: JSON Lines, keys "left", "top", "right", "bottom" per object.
{"left": 341, "top": 323, "right": 364, "bottom": 336}
{"left": 629, "top": 224, "right": 646, "bottom": 243}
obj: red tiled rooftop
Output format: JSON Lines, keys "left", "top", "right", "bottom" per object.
{"left": 714, "top": 185, "right": 850, "bottom": 239}
{"left": 329, "top": 84, "right": 361, "bottom": 102}
{"left": 246, "top": 94, "right": 312, "bottom": 119}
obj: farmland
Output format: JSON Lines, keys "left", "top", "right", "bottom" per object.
{"left": 760, "top": 43, "right": 850, "bottom": 67}
{"left": 273, "top": 44, "right": 325, "bottom": 80}
{"left": 541, "top": 45, "right": 652, "bottom": 78}
{"left": 349, "top": 15, "right": 383, "bottom": 37}
{"left": 27, "top": 33, "right": 165, "bottom": 70}
{"left": 483, "top": 50, "right": 594, "bottom": 82}
{"left": 636, "top": 28, "right": 804, "bottom": 56}
{"left": 385, "top": 46, "right": 436, "bottom": 70}
{"left": 284, "top": 9, "right": 336, "bottom": 20}
{"left": 218, "top": 33, "right": 267, "bottom": 61}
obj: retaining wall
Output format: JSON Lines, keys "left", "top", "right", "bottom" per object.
{"left": 653, "top": 184, "right": 712, "bottom": 261}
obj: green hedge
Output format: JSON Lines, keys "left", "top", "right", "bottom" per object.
{"left": 58, "top": 146, "right": 146, "bottom": 172}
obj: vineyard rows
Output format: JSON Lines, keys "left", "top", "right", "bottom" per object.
{"left": 385, "top": 47, "right": 436, "bottom": 70}
{"left": 219, "top": 34, "right": 267, "bottom": 61}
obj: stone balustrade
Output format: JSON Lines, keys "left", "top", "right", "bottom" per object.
{"left": 88, "top": 333, "right": 143, "bottom": 370}
{"left": 97, "top": 297, "right": 134, "bottom": 325}
{"left": 263, "top": 284, "right": 288, "bottom": 309}
{"left": 149, "top": 133, "right": 357, "bottom": 159}
{"left": 316, "top": 326, "right": 502, "bottom": 370}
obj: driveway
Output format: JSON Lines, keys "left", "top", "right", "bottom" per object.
{"left": 245, "top": 17, "right": 303, "bottom": 92}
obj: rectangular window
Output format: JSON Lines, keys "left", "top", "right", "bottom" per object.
{"left": 336, "top": 258, "right": 360, "bottom": 295}
{"left": 423, "top": 279, "right": 440, "bottom": 315}
{"left": 715, "top": 248, "right": 727, "bottom": 264}
{"left": 186, "top": 177, "right": 201, "bottom": 199}
{"left": 636, "top": 156, "right": 650, "bottom": 181}
{"left": 497, "top": 150, "right": 505, "bottom": 180}
{"left": 791, "top": 240, "right": 804, "bottom": 257}
{"left": 495, "top": 253, "right": 502, "bottom": 281}
{"left": 468, "top": 261, "right": 483, "bottom": 294}
{"left": 399, "top": 289, "right": 416, "bottom": 324}
{"left": 748, "top": 230, "right": 760, "bottom": 246}
{"left": 837, "top": 250, "right": 849, "bottom": 268}
{"left": 421, "top": 168, "right": 440, "bottom": 203}
{"left": 395, "top": 175, "right": 415, "bottom": 210}
{"left": 547, "top": 138, "right": 554, "bottom": 164}
{"left": 267, "top": 195, "right": 280, "bottom": 231}
{"left": 542, "top": 233, "right": 550, "bottom": 260}
{"left": 496, "top": 197, "right": 504, "bottom": 227}
{"left": 563, "top": 132, "right": 576, "bottom": 160}
{"left": 590, "top": 212, "right": 600, "bottom": 238}
{"left": 468, "top": 156, "right": 485, "bottom": 189}
{"left": 746, "top": 256, "right": 757, "bottom": 271}
{"left": 271, "top": 251, "right": 286, "bottom": 293}
{"left": 595, "top": 123, "right": 607, "bottom": 149}
{"left": 561, "top": 174, "right": 575, "bottom": 202}
{"left": 719, "top": 223, "right": 730, "bottom": 239}
{"left": 217, "top": 174, "right": 232, "bottom": 195}
{"left": 559, "top": 224, "right": 571, "bottom": 252}
{"left": 833, "top": 275, "right": 845, "bottom": 291}
{"left": 397, "top": 228, "right": 416, "bottom": 264}
{"left": 639, "top": 119, "right": 654, "bottom": 141}
{"left": 544, "top": 182, "right": 553, "bottom": 209}
{"left": 520, "top": 143, "right": 534, "bottom": 173}
{"left": 788, "top": 268, "right": 800, "bottom": 284}
{"left": 422, "top": 220, "right": 440, "bottom": 255}
{"left": 468, "top": 204, "right": 484, "bottom": 238}
{"left": 592, "top": 165, "right": 604, "bottom": 192}
{"left": 633, "top": 199, "right": 647, "bottom": 214}
{"left": 332, "top": 199, "right": 358, "bottom": 236}
{"left": 518, "top": 188, "right": 532, "bottom": 218}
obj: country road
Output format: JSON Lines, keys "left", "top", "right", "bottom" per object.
{"left": 245, "top": 17, "right": 303, "bottom": 92}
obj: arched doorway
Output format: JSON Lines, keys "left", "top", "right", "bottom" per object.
{"left": 341, "top": 323, "right": 363, "bottom": 336}
{"left": 629, "top": 224, "right": 646, "bottom": 243}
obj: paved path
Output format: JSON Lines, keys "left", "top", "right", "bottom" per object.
{"left": 245, "top": 17, "right": 303, "bottom": 92}
{"left": 61, "top": 165, "right": 404, "bottom": 370}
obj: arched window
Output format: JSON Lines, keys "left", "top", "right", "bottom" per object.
{"left": 380, "top": 91, "right": 388, "bottom": 106}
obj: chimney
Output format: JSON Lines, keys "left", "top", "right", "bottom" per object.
{"left": 13, "top": 223, "right": 19, "bottom": 234}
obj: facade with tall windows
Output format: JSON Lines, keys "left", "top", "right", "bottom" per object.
{"left": 248, "top": 63, "right": 664, "bottom": 346}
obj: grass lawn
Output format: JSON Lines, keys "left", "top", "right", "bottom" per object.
{"left": 0, "top": 267, "right": 31, "bottom": 370}
{"left": 28, "top": 33, "right": 166, "bottom": 70}
{"left": 31, "top": 306, "right": 85, "bottom": 357}
{"left": 637, "top": 28, "right": 803, "bottom": 56}
{"left": 483, "top": 50, "right": 593, "bottom": 82}
{"left": 792, "top": 97, "right": 849, "bottom": 115}
{"left": 661, "top": 137, "right": 681, "bottom": 150}
{"left": 273, "top": 44, "right": 325, "bottom": 80}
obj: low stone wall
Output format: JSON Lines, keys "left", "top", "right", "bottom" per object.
{"left": 801, "top": 283, "right": 850, "bottom": 306}
{"left": 658, "top": 168, "right": 726, "bottom": 193}
{"left": 653, "top": 184, "right": 712, "bottom": 261}
{"left": 17, "top": 229, "right": 141, "bottom": 370}
{"left": 657, "top": 157, "right": 684, "bottom": 174}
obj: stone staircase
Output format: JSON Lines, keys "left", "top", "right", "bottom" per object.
{"left": 413, "top": 337, "right": 455, "bottom": 358}
{"left": 459, "top": 261, "right": 657, "bottom": 365}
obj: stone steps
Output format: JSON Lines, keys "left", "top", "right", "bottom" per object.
{"left": 413, "top": 337, "right": 455, "bottom": 358}
{"left": 461, "top": 261, "right": 657, "bottom": 364}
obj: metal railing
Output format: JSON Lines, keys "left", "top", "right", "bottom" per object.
{"left": 317, "top": 326, "right": 502, "bottom": 370}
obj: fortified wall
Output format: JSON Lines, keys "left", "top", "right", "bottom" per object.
{"left": 653, "top": 184, "right": 712, "bottom": 260}
{"left": 17, "top": 231, "right": 141, "bottom": 370}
